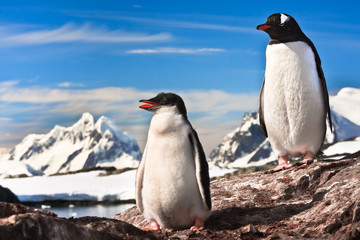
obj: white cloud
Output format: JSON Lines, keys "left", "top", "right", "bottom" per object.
{"left": 0, "top": 118, "right": 12, "bottom": 122}
{"left": 0, "top": 83, "right": 259, "bottom": 153}
{"left": 0, "top": 80, "right": 19, "bottom": 88}
{"left": 0, "top": 81, "right": 20, "bottom": 95}
{"left": 57, "top": 82, "right": 71, "bottom": 88}
{"left": 0, "top": 83, "right": 258, "bottom": 112}
{"left": 0, "top": 85, "right": 155, "bottom": 103}
{"left": 126, "top": 47, "right": 225, "bottom": 54}
{"left": 69, "top": 12, "right": 254, "bottom": 33}
{"left": 57, "top": 82, "right": 84, "bottom": 88}
{"left": 28, "top": 75, "right": 41, "bottom": 83}
{"left": 0, "top": 23, "right": 172, "bottom": 47}
{"left": 159, "top": 20, "right": 254, "bottom": 33}
{"left": 181, "top": 90, "right": 258, "bottom": 113}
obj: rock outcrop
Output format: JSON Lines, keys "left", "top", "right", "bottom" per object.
{"left": 116, "top": 153, "right": 360, "bottom": 239}
{"left": 0, "top": 202, "right": 155, "bottom": 240}
{"left": 0, "top": 185, "right": 20, "bottom": 203}
{"left": 1, "top": 153, "right": 360, "bottom": 239}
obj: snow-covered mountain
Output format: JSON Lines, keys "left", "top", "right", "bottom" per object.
{"left": 208, "top": 112, "right": 274, "bottom": 168}
{"left": 330, "top": 87, "right": 360, "bottom": 125}
{"left": 209, "top": 88, "right": 360, "bottom": 168}
{"left": 1, "top": 113, "right": 141, "bottom": 176}
{"left": 325, "top": 110, "right": 360, "bottom": 144}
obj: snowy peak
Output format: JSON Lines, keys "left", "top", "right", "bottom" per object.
{"left": 239, "top": 112, "right": 259, "bottom": 132}
{"left": 325, "top": 110, "right": 360, "bottom": 144}
{"left": 72, "top": 112, "right": 95, "bottom": 134}
{"left": 209, "top": 112, "right": 269, "bottom": 168}
{"left": 9, "top": 113, "right": 97, "bottom": 162}
{"left": 222, "top": 112, "right": 258, "bottom": 142}
{"left": 330, "top": 87, "right": 360, "bottom": 125}
{"left": 5, "top": 113, "right": 141, "bottom": 176}
{"left": 95, "top": 115, "right": 131, "bottom": 144}
{"left": 96, "top": 116, "right": 113, "bottom": 134}
{"left": 336, "top": 87, "right": 359, "bottom": 98}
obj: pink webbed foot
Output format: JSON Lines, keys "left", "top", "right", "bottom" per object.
{"left": 190, "top": 217, "right": 205, "bottom": 231}
{"left": 138, "top": 219, "right": 161, "bottom": 232}
{"left": 266, "top": 155, "right": 292, "bottom": 174}
{"left": 296, "top": 151, "right": 314, "bottom": 166}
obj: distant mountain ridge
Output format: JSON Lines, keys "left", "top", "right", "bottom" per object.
{"left": 2, "top": 113, "right": 141, "bottom": 176}
{"left": 209, "top": 112, "right": 274, "bottom": 168}
{"left": 208, "top": 112, "right": 272, "bottom": 168}
{"left": 209, "top": 87, "right": 360, "bottom": 168}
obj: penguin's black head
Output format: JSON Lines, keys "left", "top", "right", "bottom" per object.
{"left": 139, "top": 92, "right": 187, "bottom": 116}
{"left": 256, "top": 13, "right": 304, "bottom": 41}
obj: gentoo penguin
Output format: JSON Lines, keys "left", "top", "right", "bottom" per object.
{"left": 256, "top": 13, "right": 332, "bottom": 172}
{"left": 136, "top": 92, "right": 211, "bottom": 231}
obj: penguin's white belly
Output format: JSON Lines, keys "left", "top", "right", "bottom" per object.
{"left": 264, "top": 41, "right": 326, "bottom": 156}
{"left": 141, "top": 129, "right": 204, "bottom": 229}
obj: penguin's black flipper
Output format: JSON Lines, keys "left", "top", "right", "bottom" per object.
{"left": 188, "top": 130, "right": 211, "bottom": 210}
{"left": 259, "top": 78, "right": 268, "bottom": 137}
{"left": 316, "top": 54, "right": 333, "bottom": 132}
{"left": 302, "top": 37, "right": 333, "bottom": 132}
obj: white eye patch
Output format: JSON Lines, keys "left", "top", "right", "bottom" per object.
{"left": 280, "top": 13, "right": 289, "bottom": 25}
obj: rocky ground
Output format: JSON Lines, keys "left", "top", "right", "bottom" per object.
{"left": 1, "top": 152, "right": 360, "bottom": 239}
{"left": 0, "top": 202, "right": 156, "bottom": 240}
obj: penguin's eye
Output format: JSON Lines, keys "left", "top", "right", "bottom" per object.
{"left": 160, "top": 99, "right": 168, "bottom": 105}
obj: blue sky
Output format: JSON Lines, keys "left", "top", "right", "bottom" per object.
{"left": 1, "top": 0, "right": 360, "bottom": 154}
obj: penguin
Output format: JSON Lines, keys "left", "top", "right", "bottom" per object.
{"left": 136, "top": 92, "right": 211, "bottom": 231}
{"left": 256, "top": 13, "right": 332, "bottom": 172}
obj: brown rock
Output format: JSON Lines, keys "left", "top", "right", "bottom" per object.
{"left": 0, "top": 202, "right": 156, "bottom": 240}
{"left": 0, "top": 185, "right": 20, "bottom": 203}
{"left": 116, "top": 156, "right": 360, "bottom": 239}
{"left": 1, "top": 155, "right": 360, "bottom": 239}
{"left": 0, "top": 202, "right": 56, "bottom": 218}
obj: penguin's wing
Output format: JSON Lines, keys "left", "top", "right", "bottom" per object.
{"left": 188, "top": 129, "right": 211, "bottom": 210}
{"left": 304, "top": 38, "right": 333, "bottom": 131}
{"left": 259, "top": 78, "right": 268, "bottom": 137}
{"left": 314, "top": 53, "right": 333, "bottom": 131}
{"left": 135, "top": 144, "right": 147, "bottom": 212}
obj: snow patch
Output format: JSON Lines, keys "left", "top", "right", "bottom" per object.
{"left": 1, "top": 170, "right": 137, "bottom": 202}
{"left": 1, "top": 167, "right": 234, "bottom": 203}
{"left": 324, "top": 137, "right": 360, "bottom": 158}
